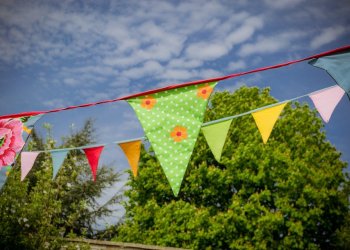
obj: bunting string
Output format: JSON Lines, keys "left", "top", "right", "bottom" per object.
{"left": 202, "top": 84, "right": 339, "bottom": 127}
{"left": 21, "top": 84, "right": 342, "bottom": 154}
{"left": 1, "top": 45, "right": 349, "bottom": 120}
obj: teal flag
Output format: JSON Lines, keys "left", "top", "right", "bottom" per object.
{"left": 309, "top": 49, "right": 350, "bottom": 97}
{"left": 127, "top": 82, "right": 217, "bottom": 196}
{"left": 51, "top": 150, "right": 68, "bottom": 179}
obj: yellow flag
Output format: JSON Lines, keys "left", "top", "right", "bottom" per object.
{"left": 252, "top": 103, "right": 287, "bottom": 144}
{"left": 119, "top": 140, "right": 141, "bottom": 177}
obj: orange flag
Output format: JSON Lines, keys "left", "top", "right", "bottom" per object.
{"left": 252, "top": 103, "right": 287, "bottom": 144}
{"left": 119, "top": 140, "right": 141, "bottom": 177}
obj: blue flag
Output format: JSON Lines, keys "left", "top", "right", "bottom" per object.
{"left": 51, "top": 150, "right": 68, "bottom": 179}
{"left": 309, "top": 49, "right": 350, "bottom": 98}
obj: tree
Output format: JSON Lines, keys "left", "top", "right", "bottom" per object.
{"left": 115, "top": 87, "right": 349, "bottom": 249}
{"left": 0, "top": 119, "right": 122, "bottom": 249}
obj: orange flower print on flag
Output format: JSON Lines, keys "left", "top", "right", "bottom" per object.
{"left": 140, "top": 95, "right": 157, "bottom": 110}
{"left": 197, "top": 84, "right": 213, "bottom": 100}
{"left": 170, "top": 126, "right": 188, "bottom": 142}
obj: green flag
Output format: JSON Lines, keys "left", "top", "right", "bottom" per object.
{"left": 127, "top": 82, "right": 217, "bottom": 196}
{"left": 201, "top": 119, "right": 232, "bottom": 162}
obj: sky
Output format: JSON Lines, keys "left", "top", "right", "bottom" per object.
{"left": 0, "top": 0, "right": 350, "bottom": 227}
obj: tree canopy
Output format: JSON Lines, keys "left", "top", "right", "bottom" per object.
{"left": 0, "top": 119, "right": 122, "bottom": 249}
{"left": 115, "top": 86, "right": 349, "bottom": 249}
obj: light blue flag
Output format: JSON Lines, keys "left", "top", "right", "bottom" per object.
{"left": 309, "top": 49, "right": 350, "bottom": 98}
{"left": 25, "top": 115, "right": 44, "bottom": 128}
{"left": 51, "top": 150, "right": 68, "bottom": 179}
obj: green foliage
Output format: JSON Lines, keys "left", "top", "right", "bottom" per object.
{"left": 115, "top": 87, "right": 349, "bottom": 249}
{"left": 0, "top": 119, "right": 122, "bottom": 249}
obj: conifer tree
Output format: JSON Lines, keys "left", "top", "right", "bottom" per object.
{"left": 0, "top": 119, "right": 122, "bottom": 249}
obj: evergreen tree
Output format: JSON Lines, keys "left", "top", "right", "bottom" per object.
{"left": 0, "top": 119, "right": 122, "bottom": 249}
{"left": 115, "top": 87, "right": 349, "bottom": 249}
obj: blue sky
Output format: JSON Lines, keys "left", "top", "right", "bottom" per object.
{"left": 1, "top": 0, "right": 350, "bottom": 205}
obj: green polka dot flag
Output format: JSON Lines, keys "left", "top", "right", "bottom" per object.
{"left": 127, "top": 82, "right": 218, "bottom": 196}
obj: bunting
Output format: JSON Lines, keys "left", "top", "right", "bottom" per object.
{"left": 83, "top": 146, "right": 104, "bottom": 181}
{"left": 201, "top": 119, "right": 232, "bottom": 162}
{"left": 21, "top": 152, "right": 40, "bottom": 181}
{"left": 51, "top": 150, "right": 69, "bottom": 179}
{"left": 127, "top": 82, "right": 218, "bottom": 196}
{"left": 0, "top": 45, "right": 349, "bottom": 192}
{"left": 309, "top": 85, "right": 345, "bottom": 123}
{"left": 119, "top": 140, "right": 141, "bottom": 177}
{"left": 1, "top": 84, "right": 345, "bottom": 191}
{"left": 309, "top": 49, "right": 350, "bottom": 97}
{"left": 252, "top": 103, "right": 287, "bottom": 144}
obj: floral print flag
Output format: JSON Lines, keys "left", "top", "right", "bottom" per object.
{"left": 127, "top": 82, "right": 217, "bottom": 196}
{"left": 0, "top": 115, "right": 43, "bottom": 188}
{"left": 0, "top": 119, "right": 25, "bottom": 167}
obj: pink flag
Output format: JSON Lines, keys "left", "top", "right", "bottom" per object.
{"left": 309, "top": 85, "right": 345, "bottom": 123}
{"left": 83, "top": 146, "right": 104, "bottom": 181}
{"left": 21, "top": 152, "right": 40, "bottom": 181}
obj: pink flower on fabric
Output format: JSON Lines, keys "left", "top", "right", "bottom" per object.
{"left": 0, "top": 119, "right": 25, "bottom": 167}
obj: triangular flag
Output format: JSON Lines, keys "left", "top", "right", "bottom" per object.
{"left": 1, "top": 119, "right": 25, "bottom": 168}
{"left": 83, "top": 146, "right": 104, "bottom": 181}
{"left": 24, "top": 115, "right": 44, "bottom": 128}
{"left": 309, "top": 49, "right": 350, "bottom": 98}
{"left": 201, "top": 119, "right": 232, "bottom": 162}
{"left": 0, "top": 166, "right": 11, "bottom": 186}
{"left": 252, "top": 103, "right": 287, "bottom": 144}
{"left": 127, "top": 82, "right": 218, "bottom": 196}
{"left": 0, "top": 114, "right": 43, "bottom": 189}
{"left": 0, "top": 114, "right": 43, "bottom": 168}
{"left": 51, "top": 150, "right": 69, "bottom": 179}
{"left": 309, "top": 85, "right": 345, "bottom": 123}
{"left": 21, "top": 152, "right": 40, "bottom": 181}
{"left": 119, "top": 140, "right": 141, "bottom": 177}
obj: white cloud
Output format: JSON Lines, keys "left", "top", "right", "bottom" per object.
{"left": 0, "top": 0, "right": 265, "bottom": 92}
{"left": 185, "top": 16, "right": 264, "bottom": 62}
{"left": 310, "top": 26, "right": 347, "bottom": 49}
{"left": 122, "top": 60, "right": 163, "bottom": 80}
{"left": 227, "top": 60, "right": 247, "bottom": 71}
{"left": 167, "top": 59, "right": 203, "bottom": 69}
{"left": 63, "top": 78, "right": 80, "bottom": 86}
{"left": 160, "top": 69, "right": 195, "bottom": 82}
{"left": 238, "top": 30, "right": 307, "bottom": 57}
{"left": 185, "top": 42, "right": 228, "bottom": 61}
{"left": 43, "top": 98, "right": 68, "bottom": 108}
{"left": 155, "top": 67, "right": 223, "bottom": 87}
{"left": 197, "top": 69, "right": 222, "bottom": 79}
{"left": 1, "top": 0, "right": 349, "bottom": 106}
{"left": 224, "top": 16, "right": 264, "bottom": 47}
{"left": 264, "top": 0, "right": 305, "bottom": 9}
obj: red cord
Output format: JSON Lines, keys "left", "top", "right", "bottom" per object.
{"left": 1, "top": 45, "right": 349, "bottom": 120}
